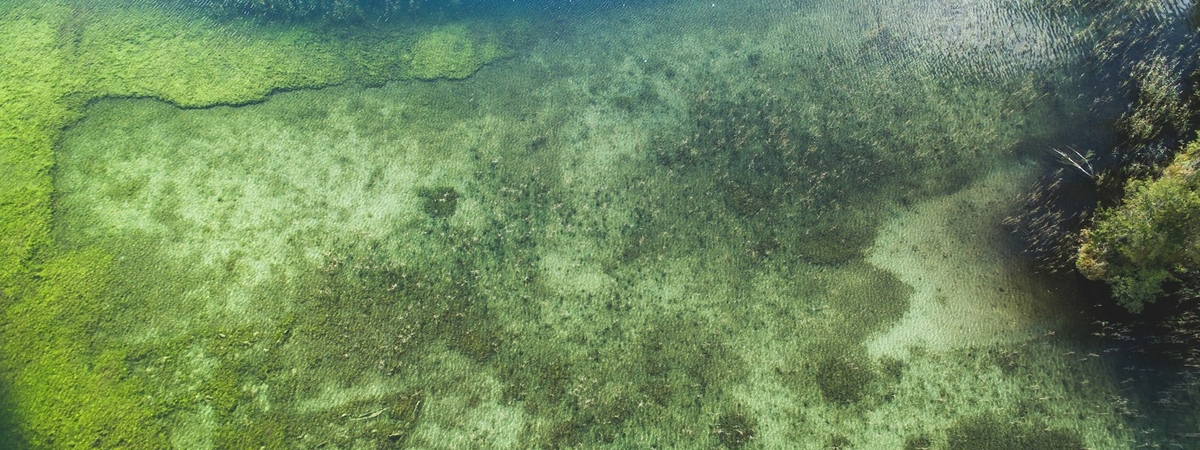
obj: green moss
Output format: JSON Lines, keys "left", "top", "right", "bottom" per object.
{"left": 202, "top": 368, "right": 246, "bottom": 415}
{"left": 75, "top": 6, "right": 350, "bottom": 108}
{"left": 0, "top": 178, "right": 51, "bottom": 297}
{"left": 0, "top": 4, "right": 67, "bottom": 298}
{"left": 405, "top": 24, "right": 507, "bottom": 80}
{"left": 0, "top": 0, "right": 522, "bottom": 446}
{"left": 0, "top": 248, "right": 168, "bottom": 449}
{"left": 0, "top": 384, "right": 25, "bottom": 449}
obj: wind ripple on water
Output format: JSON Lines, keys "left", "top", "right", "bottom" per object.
{"left": 863, "top": 0, "right": 1083, "bottom": 78}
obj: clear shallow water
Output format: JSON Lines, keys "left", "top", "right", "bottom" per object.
{"left": 7, "top": 0, "right": 1199, "bottom": 447}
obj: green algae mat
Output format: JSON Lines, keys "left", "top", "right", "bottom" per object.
{"left": 2, "top": 0, "right": 1197, "bottom": 448}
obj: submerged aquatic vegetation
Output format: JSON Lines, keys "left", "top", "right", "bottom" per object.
{"left": 0, "top": 0, "right": 519, "bottom": 446}
{"left": 419, "top": 186, "right": 462, "bottom": 218}
{"left": 1, "top": 249, "right": 168, "bottom": 448}
{"left": 711, "top": 409, "right": 756, "bottom": 449}
{"left": 814, "top": 350, "right": 877, "bottom": 405}
{"left": 193, "top": 0, "right": 460, "bottom": 21}
{"left": 1117, "top": 56, "right": 1192, "bottom": 144}
{"left": 6, "top": 0, "right": 1198, "bottom": 447}
{"left": 946, "top": 414, "right": 1085, "bottom": 450}
{"left": 406, "top": 25, "right": 506, "bottom": 80}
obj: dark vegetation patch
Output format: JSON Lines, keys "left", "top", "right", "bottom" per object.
{"left": 1007, "top": 20, "right": 1197, "bottom": 277}
{"left": 0, "top": 378, "right": 26, "bottom": 450}
{"left": 197, "top": 0, "right": 471, "bottom": 22}
{"left": 655, "top": 80, "right": 888, "bottom": 265}
{"left": 636, "top": 320, "right": 746, "bottom": 408}
{"left": 418, "top": 186, "right": 460, "bottom": 218}
{"left": 1004, "top": 22, "right": 1200, "bottom": 443}
{"left": 712, "top": 409, "right": 757, "bottom": 449}
{"left": 131, "top": 310, "right": 433, "bottom": 448}
{"left": 502, "top": 315, "right": 749, "bottom": 448}
{"left": 773, "top": 271, "right": 909, "bottom": 406}
{"left": 499, "top": 349, "right": 573, "bottom": 414}
{"left": 814, "top": 350, "right": 877, "bottom": 405}
{"left": 946, "top": 415, "right": 1085, "bottom": 450}
{"left": 904, "top": 435, "right": 933, "bottom": 450}
{"left": 980, "top": 345, "right": 1033, "bottom": 376}
{"left": 824, "top": 264, "right": 912, "bottom": 342}
{"left": 656, "top": 69, "right": 987, "bottom": 266}
{"left": 879, "top": 356, "right": 907, "bottom": 382}
{"left": 609, "top": 81, "right": 661, "bottom": 113}
{"left": 551, "top": 396, "right": 640, "bottom": 446}
{"left": 294, "top": 246, "right": 481, "bottom": 376}
{"left": 827, "top": 434, "right": 852, "bottom": 449}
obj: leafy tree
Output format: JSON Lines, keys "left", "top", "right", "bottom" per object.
{"left": 1078, "top": 138, "right": 1200, "bottom": 312}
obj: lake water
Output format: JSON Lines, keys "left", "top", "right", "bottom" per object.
{"left": 4, "top": 0, "right": 1199, "bottom": 447}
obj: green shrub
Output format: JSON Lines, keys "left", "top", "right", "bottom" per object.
{"left": 1077, "top": 138, "right": 1200, "bottom": 311}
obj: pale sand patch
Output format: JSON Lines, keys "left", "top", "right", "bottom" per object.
{"left": 867, "top": 163, "right": 1075, "bottom": 358}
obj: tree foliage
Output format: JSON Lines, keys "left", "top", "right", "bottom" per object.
{"left": 1078, "top": 138, "right": 1200, "bottom": 311}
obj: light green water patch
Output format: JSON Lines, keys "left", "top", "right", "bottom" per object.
{"left": 867, "top": 162, "right": 1081, "bottom": 358}
{"left": 56, "top": 82, "right": 492, "bottom": 331}
{"left": 54, "top": 77, "right": 561, "bottom": 446}
{"left": 724, "top": 323, "right": 1131, "bottom": 448}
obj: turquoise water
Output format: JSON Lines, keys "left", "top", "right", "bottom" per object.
{"left": 5, "top": 0, "right": 1199, "bottom": 447}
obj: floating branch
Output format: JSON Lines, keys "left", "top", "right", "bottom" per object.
{"left": 1051, "top": 146, "right": 1097, "bottom": 180}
